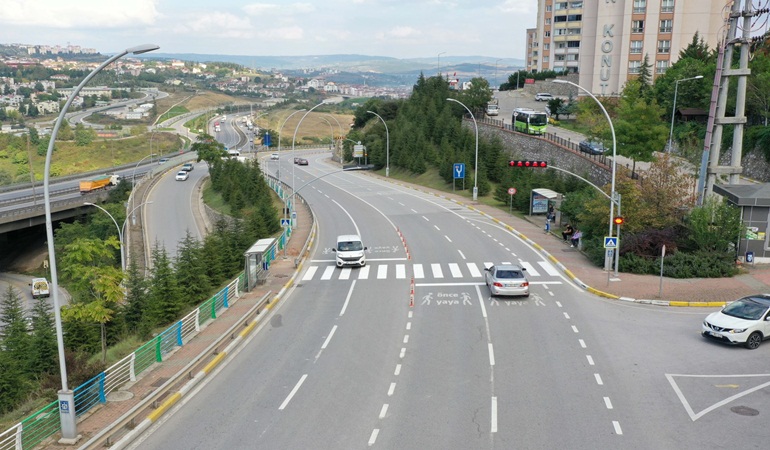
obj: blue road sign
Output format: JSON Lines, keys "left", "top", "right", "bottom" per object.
{"left": 603, "top": 237, "right": 618, "bottom": 249}
{"left": 60, "top": 400, "right": 70, "bottom": 414}
{"left": 453, "top": 163, "right": 465, "bottom": 179}
{"left": 281, "top": 218, "right": 290, "bottom": 227}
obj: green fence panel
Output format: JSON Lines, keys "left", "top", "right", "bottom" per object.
{"left": 20, "top": 400, "right": 59, "bottom": 449}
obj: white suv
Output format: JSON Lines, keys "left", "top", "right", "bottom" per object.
{"left": 535, "top": 93, "right": 554, "bottom": 102}
{"left": 702, "top": 294, "right": 770, "bottom": 349}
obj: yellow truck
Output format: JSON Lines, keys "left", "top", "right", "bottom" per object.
{"left": 79, "top": 174, "right": 121, "bottom": 194}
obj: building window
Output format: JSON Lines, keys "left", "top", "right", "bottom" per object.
{"left": 554, "top": 15, "right": 567, "bottom": 23}
{"left": 555, "top": 55, "right": 566, "bottom": 62}
{"left": 545, "top": 31, "right": 551, "bottom": 37}
{"left": 661, "top": 0, "right": 674, "bottom": 13}
{"left": 556, "top": 42, "right": 566, "bottom": 49}
{"left": 567, "top": 54, "right": 579, "bottom": 61}
{"left": 543, "top": 43, "right": 550, "bottom": 50}
{"left": 546, "top": 18, "right": 551, "bottom": 25}
{"left": 555, "top": 28, "right": 568, "bottom": 36}
{"left": 567, "top": 40, "right": 580, "bottom": 48}
{"left": 554, "top": 2, "right": 568, "bottom": 10}
{"left": 567, "top": 14, "right": 582, "bottom": 21}
{"left": 629, "top": 60, "right": 641, "bottom": 74}
{"left": 632, "top": 20, "right": 644, "bottom": 33}
{"left": 633, "top": 0, "right": 646, "bottom": 13}
{"left": 656, "top": 60, "right": 669, "bottom": 74}
{"left": 658, "top": 40, "right": 671, "bottom": 53}
{"left": 543, "top": 56, "right": 549, "bottom": 63}
{"left": 630, "top": 41, "right": 643, "bottom": 54}
{"left": 660, "top": 19, "right": 673, "bottom": 33}
{"left": 570, "top": 1, "right": 583, "bottom": 7}
{"left": 546, "top": 5, "right": 552, "bottom": 12}
{"left": 568, "top": 27, "right": 581, "bottom": 35}
{"left": 533, "top": 51, "right": 539, "bottom": 56}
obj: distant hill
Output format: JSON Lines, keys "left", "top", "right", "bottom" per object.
{"left": 147, "top": 53, "right": 524, "bottom": 75}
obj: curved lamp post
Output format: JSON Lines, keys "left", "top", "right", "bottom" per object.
{"left": 437, "top": 51, "right": 446, "bottom": 76}
{"left": 316, "top": 116, "right": 334, "bottom": 149}
{"left": 446, "top": 98, "right": 479, "bottom": 201}
{"left": 668, "top": 75, "right": 703, "bottom": 152}
{"left": 552, "top": 79, "right": 618, "bottom": 274}
{"left": 130, "top": 152, "right": 157, "bottom": 225}
{"left": 366, "top": 110, "right": 389, "bottom": 177}
{"left": 43, "top": 43, "right": 158, "bottom": 442}
{"left": 84, "top": 201, "right": 153, "bottom": 271}
{"left": 276, "top": 109, "right": 306, "bottom": 186}
{"left": 290, "top": 101, "right": 328, "bottom": 223}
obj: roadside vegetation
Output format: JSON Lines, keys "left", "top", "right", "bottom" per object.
{"left": 352, "top": 34, "right": 758, "bottom": 278}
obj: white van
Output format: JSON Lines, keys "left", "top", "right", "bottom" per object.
{"left": 31, "top": 278, "right": 50, "bottom": 298}
{"left": 332, "top": 234, "right": 367, "bottom": 268}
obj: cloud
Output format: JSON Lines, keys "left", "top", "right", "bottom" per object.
{"left": 0, "top": 0, "right": 159, "bottom": 28}
{"left": 498, "top": 0, "right": 534, "bottom": 14}
{"left": 170, "top": 12, "right": 255, "bottom": 39}
{"left": 243, "top": 2, "right": 316, "bottom": 16}
{"left": 388, "top": 26, "right": 421, "bottom": 39}
{"left": 257, "top": 26, "right": 305, "bottom": 41}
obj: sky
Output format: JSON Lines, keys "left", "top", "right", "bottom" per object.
{"left": 0, "top": 0, "right": 536, "bottom": 61}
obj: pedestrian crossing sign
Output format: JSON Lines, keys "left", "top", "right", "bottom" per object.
{"left": 281, "top": 219, "right": 290, "bottom": 227}
{"left": 604, "top": 237, "right": 617, "bottom": 249}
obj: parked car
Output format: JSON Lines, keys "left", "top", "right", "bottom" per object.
{"left": 579, "top": 140, "right": 606, "bottom": 155}
{"left": 535, "top": 93, "right": 554, "bottom": 102}
{"left": 181, "top": 162, "right": 194, "bottom": 172}
{"left": 175, "top": 171, "right": 189, "bottom": 181}
{"left": 702, "top": 294, "right": 770, "bottom": 349}
{"left": 484, "top": 264, "right": 529, "bottom": 297}
{"left": 297, "top": 158, "right": 309, "bottom": 166}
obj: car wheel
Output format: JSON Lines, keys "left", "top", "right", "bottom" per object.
{"left": 745, "top": 332, "right": 763, "bottom": 350}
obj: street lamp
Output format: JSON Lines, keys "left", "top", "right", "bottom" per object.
{"left": 317, "top": 116, "right": 334, "bottom": 149}
{"left": 437, "top": 51, "right": 446, "bottom": 76}
{"left": 552, "top": 79, "right": 618, "bottom": 273}
{"left": 668, "top": 75, "right": 703, "bottom": 153}
{"left": 494, "top": 58, "right": 502, "bottom": 90}
{"left": 84, "top": 201, "right": 153, "bottom": 271}
{"left": 446, "top": 98, "right": 479, "bottom": 201}
{"left": 366, "top": 110, "right": 389, "bottom": 177}
{"left": 277, "top": 109, "right": 307, "bottom": 184}
{"left": 291, "top": 101, "right": 328, "bottom": 223}
{"left": 43, "top": 43, "right": 159, "bottom": 443}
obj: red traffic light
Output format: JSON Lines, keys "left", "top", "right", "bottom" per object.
{"left": 613, "top": 216, "right": 624, "bottom": 225}
{"left": 508, "top": 160, "right": 548, "bottom": 168}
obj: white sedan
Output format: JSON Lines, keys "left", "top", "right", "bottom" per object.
{"left": 175, "top": 171, "right": 189, "bottom": 181}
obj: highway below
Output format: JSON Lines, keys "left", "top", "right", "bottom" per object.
{"left": 129, "top": 149, "right": 770, "bottom": 449}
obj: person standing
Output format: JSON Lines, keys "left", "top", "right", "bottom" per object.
{"left": 545, "top": 215, "right": 551, "bottom": 234}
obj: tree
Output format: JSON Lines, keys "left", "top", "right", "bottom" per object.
{"left": 146, "top": 243, "right": 183, "bottom": 326}
{"left": 459, "top": 77, "right": 493, "bottom": 112}
{"left": 612, "top": 80, "right": 668, "bottom": 166}
{"left": 0, "top": 350, "right": 30, "bottom": 414}
{"left": 175, "top": 231, "right": 211, "bottom": 305}
{"left": 120, "top": 259, "right": 150, "bottom": 336}
{"left": 74, "top": 123, "right": 96, "bottom": 146}
{"left": 191, "top": 133, "right": 227, "bottom": 167}
{"left": 686, "top": 196, "right": 743, "bottom": 253}
{"left": 28, "top": 296, "right": 58, "bottom": 376}
{"left": 636, "top": 54, "right": 652, "bottom": 99}
{"left": 546, "top": 97, "right": 565, "bottom": 120}
{"left": 679, "top": 31, "right": 712, "bottom": 60}
{"left": 1, "top": 285, "right": 32, "bottom": 376}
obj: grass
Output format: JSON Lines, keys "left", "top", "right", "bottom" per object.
{"left": 86, "top": 335, "right": 145, "bottom": 367}
{"left": 201, "top": 178, "right": 232, "bottom": 216}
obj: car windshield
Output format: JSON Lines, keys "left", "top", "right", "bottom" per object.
{"left": 338, "top": 241, "right": 363, "bottom": 251}
{"left": 722, "top": 298, "right": 770, "bottom": 320}
{"left": 496, "top": 270, "right": 523, "bottom": 279}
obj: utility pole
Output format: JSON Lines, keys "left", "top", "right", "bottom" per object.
{"left": 699, "top": 0, "right": 756, "bottom": 204}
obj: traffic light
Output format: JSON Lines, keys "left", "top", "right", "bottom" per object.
{"left": 613, "top": 216, "right": 624, "bottom": 225}
{"left": 508, "top": 160, "right": 548, "bottom": 168}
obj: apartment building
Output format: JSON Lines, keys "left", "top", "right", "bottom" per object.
{"left": 528, "top": 0, "right": 725, "bottom": 95}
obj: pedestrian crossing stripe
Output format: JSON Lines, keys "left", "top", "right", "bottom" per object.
{"left": 300, "top": 261, "right": 561, "bottom": 282}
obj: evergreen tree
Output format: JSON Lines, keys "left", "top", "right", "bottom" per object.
{"left": 679, "top": 31, "right": 711, "bottom": 60}
{"left": 0, "top": 285, "right": 31, "bottom": 375}
{"left": 147, "top": 243, "right": 183, "bottom": 326}
{"left": 28, "top": 296, "right": 58, "bottom": 376}
{"left": 120, "top": 259, "right": 150, "bottom": 335}
{"left": 0, "top": 350, "right": 30, "bottom": 414}
{"left": 636, "top": 54, "right": 652, "bottom": 99}
{"left": 175, "top": 231, "right": 211, "bottom": 305}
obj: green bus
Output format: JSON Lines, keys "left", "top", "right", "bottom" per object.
{"left": 512, "top": 108, "right": 548, "bottom": 135}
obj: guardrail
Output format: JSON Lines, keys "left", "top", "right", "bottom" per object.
{"left": 0, "top": 274, "right": 246, "bottom": 450}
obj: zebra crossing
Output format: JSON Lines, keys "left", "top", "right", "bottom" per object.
{"left": 301, "top": 260, "right": 561, "bottom": 282}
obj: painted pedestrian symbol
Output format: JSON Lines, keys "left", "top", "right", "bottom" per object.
{"left": 421, "top": 293, "right": 433, "bottom": 305}
{"left": 461, "top": 292, "right": 472, "bottom": 305}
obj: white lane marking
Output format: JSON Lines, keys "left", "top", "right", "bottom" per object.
{"left": 321, "top": 325, "right": 337, "bottom": 349}
{"left": 339, "top": 281, "right": 356, "bottom": 316}
{"left": 556, "top": 301, "right": 563, "bottom": 308}
{"left": 595, "top": 374, "right": 604, "bottom": 385}
{"left": 422, "top": 215, "right": 430, "bottom": 221}
{"left": 431, "top": 263, "right": 444, "bottom": 278}
{"left": 604, "top": 397, "right": 613, "bottom": 409}
{"left": 395, "top": 364, "right": 401, "bottom": 376}
{"left": 537, "top": 260, "right": 561, "bottom": 276}
{"left": 408, "top": 311, "right": 412, "bottom": 318}
{"left": 377, "top": 264, "right": 388, "bottom": 279}
{"left": 564, "top": 312, "right": 571, "bottom": 319}
{"left": 444, "top": 235, "right": 452, "bottom": 243}
{"left": 579, "top": 339, "right": 586, "bottom": 348}
{"left": 302, "top": 266, "right": 318, "bottom": 281}
{"left": 396, "top": 264, "right": 406, "bottom": 279}
{"left": 379, "top": 404, "right": 389, "bottom": 419}
{"left": 368, "top": 429, "right": 379, "bottom": 446}
{"left": 279, "top": 374, "right": 308, "bottom": 410}
{"left": 413, "top": 264, "right": 425, "bottom": 279}
{"left": 339, "top": 268, "right": 351, "bottom": 280}
{"left": 358, "top": 265, "right": 370, "bottom": 279}
{"left": 388, "top": 383, "right": 396, "bottom": 396}
{"left": 488, "top": 343, "right": 495, "bottom": 366}
{"left": 502, "top": 261, "right": 512, "bottom": 265}
{"left": 415, "top": 282, "right": 486, "bottom": 287}
{"left": 403, "top": 335, "right": 409, "bottom": 343}
{"left": 458, "top": 250, "right": 466, "bottom": 260}
{"left": 321, "top": 266, "right": 335, "bottom": 280}
{"left": 478, "top": 285, "right": 488, "bottom": 319}
{"left": 586, "top": 355, "right": 595, "bottom": 365}
{"left": 406, "top": 322, "right": 411, "bottom": 330}
{"left": 434, "top": 225, "right": 440, "bottom": 231}
{"left": 411, "top": 209, "right": 418, "bottom": 213}
{"left": 520, "top": 261, "right": 539, "bottom": 276}
{"left": 491, "top": 397, "right": 498, "bottom": 433}
{"left": 666, "top": 373, "right": 770, "bottom": 421}
{"left": 449, "top": 263, "right": 463, "bottom": 278}
{"left": 400, "top": 348, "right": 406, "bottom": 358}
{"left": 572, "top": 325, "right": 579, "bottom": 333}
{"left": 467, "top": 263, "right": 482, "bottom": 278}
{"left": 398, "top": 202, "right": 405, "bottom": 206}
{"left": 613, "top": 421, "right": 623, "bottom": 435}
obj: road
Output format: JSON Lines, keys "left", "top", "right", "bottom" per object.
{"left": 129, "top": 148, "right": 770, "bottom": 449}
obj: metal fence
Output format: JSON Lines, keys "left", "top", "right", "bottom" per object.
{"left": 0, "top": 274, "right": 250, "bottom": 450}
